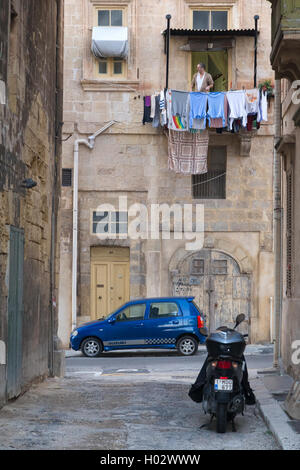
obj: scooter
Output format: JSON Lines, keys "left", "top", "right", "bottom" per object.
{"left": 199, "top": 314, "right": 248, "bottom": 433}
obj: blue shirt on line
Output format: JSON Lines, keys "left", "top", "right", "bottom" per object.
{"left": 189, "top": 92, "right": 208, "bottom": 129}
{"left": 207, "top": 92, "right": 226, "bottom": 127}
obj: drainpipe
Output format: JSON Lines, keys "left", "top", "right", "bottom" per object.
{"left": 165, "top": 14, "right": 171, "bottom": 90}
{"left": 72, "top": 121, "right": 115, "bottom": 330}
{"left": 253, "top": 15, "right": 259, "bottom": 88}
{"left": 273, "top": 79, "right": 282, "bottom": 368}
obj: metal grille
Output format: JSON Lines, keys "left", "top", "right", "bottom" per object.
{"left": 192, "top": 146, "right": 226, "bottom": 199}
{"left": 286, "top": 169, "right": 293, "bottom": 297}
{"left": 191, "top": 258, "right": 204, "bottom": 275}
{"left": 62, "top": 168, "right": 72, "bottom": 187}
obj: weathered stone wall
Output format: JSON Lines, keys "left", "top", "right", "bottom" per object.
{"left": 280, "top": 90, "right": 300, "bottom": 381}
{"left": 59, "top": 0, "right": 275, "bottom": 347}
{"left": 0, "top": 0, "right": 64, "bottom": 406}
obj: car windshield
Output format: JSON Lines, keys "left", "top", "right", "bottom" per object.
{"left": 98, "top": 308, "right": 120, "bottom": 321}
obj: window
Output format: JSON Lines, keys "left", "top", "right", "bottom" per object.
{"left": 286, "top": 169, "right": 294, "bottom": 297}
{"left": 94, "top": 7, "right": 127, "bottom": 79}
{"left": 98, "top": 9, "right": 123, "bottom": 27}
{"left": 92, "top": 211, "right": 128, "bottom": 235}
{"left": 191, "top": 259, "right": 204, "bottom": 275}
{"left": 116, "top": 304, "right": 146, "bottom": 322}
{"left": 212, "top": 260, "right": 227, "bottom": 275}
{"left": 98, "top": 57, "right": 125, "bottom": 77}
{"left": 193, "top": 10, "right": 228, "bottom": 30}
{"left": 192, "top": 146, "right": 227, "bottom": 199}
{"left": 62, "top": 168, "right": 72, "bottom": 187}
{"left": 149, "top": 302, "right": 180, "bottom": 319}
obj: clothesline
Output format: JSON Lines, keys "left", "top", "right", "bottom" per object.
{"left": 142, "top": 88, "right": 268, "bottom": 176}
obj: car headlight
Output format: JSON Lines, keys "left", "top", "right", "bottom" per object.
{"left": 71, "top": 329, "right": 78, "bottom": 337}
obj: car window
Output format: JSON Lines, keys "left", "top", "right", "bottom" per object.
{"left": 149, "top": 302, "right": 180, "bottom": 319}
{"left": 115, "top": 304, "right": 146, "bottom": 322}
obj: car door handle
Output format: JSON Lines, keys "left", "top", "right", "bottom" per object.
{"left": 172, "top": 320, "right": 179, "bottom": 324}
{"left": 134, "top": 323, "right": 144, "bottom": 327}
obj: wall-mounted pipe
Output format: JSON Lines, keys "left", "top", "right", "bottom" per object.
{"left": 72, "top": 121, "right": 115, "bottom": 331}
{"left": 165, "top": 14, "right": 171, "bottom": 90}
{"left": 254, "top": 15, "right": 259, "bottom": 88}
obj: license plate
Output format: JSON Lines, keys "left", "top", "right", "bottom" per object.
{"left": 214, "top": 379, "right": 233, "bottom": 391}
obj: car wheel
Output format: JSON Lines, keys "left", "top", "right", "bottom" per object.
{"left": 177, "top": 336, "right": 198, "bottom": 356}
{"left": 81, "top": 337, "right": 103, "bottom": 357}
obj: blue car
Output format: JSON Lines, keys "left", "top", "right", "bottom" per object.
{"left": 70, "top": 297, "right": 206, "bottom": 357}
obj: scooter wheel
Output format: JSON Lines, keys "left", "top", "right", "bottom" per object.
{"left": 216, "top": 403, "right": 227, "bottom": 433}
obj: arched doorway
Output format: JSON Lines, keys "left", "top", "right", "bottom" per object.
{"left": 171, "top": 249, "right": 251, "bottom": 334}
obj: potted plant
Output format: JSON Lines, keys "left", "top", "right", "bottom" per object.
{"left": 258, "top": 80, "right": 274, "bottom": 99}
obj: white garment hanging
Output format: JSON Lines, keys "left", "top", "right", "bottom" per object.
{"left": 261, "top": 91, "right": 268, "bottom": 122}
{"left": 245, "top": 89, "right": 260, "bottom": 115}
{"left": 226, "top": 90, "right": 247, "bottom": 129}
{"left": 150, "top": 95, "right": 156, "bottom": 119}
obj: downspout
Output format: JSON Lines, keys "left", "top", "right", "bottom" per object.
{"left": 273, "top": 78, "right": 282, "bottom": 368}
{"left": 72, "top": 121, "right": 115, "bottom": 331}
{"left": 254, "top": 15, "right": 259, "bottom": 88}
{"left": 165, "top": 14, "right": 171, "bottom": 90}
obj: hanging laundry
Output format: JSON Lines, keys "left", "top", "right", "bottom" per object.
{"left": 211, "top": 94, "right": 228, "bottom": 130}
{"left": 150, "top": 94, "right": 156, "bottom": 119}
{"left": 160, "top": 89, "right": 167, "bottom": 126}
{"left": 142, "top": 96, "right": 153, "bottom": 125}
{"left": 168, "top": 129, "right": 209, "bottom": 175}
{"left": 189, "top": 92, "right": 208, "bottom": 130}
{"left": 207, "top": 92, "right": 227, "bottom": 128}
{"left": 152, "top": 95, "right": 161, "bottom": 128}
{"left": 260, "top": 90, "right": 268, "bottom": 122}
{"left": 171, "top": 90, "right": 189, "bottom": 130}
{"left": 226, "top": 90, "right": 247, "bottom": 130}
{"left": 245, "top": 88, "right": 260, "bottom": 115}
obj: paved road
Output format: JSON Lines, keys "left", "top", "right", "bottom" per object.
{"left": 0, "top": 348, "right": 279, "bottom": 450}
{"left": 66, "top": 348, "right": 274, "bottom": 379}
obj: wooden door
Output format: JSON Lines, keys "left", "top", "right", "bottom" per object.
{"left": 90, "top": 247, "right": 130, "bottom": 320}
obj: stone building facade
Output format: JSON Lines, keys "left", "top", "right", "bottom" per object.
{"left": 59, "top": 0, "right": 275, "bottom": 347}
{"left": 268, "top": 0, "right": 300, "bottom": 418}
{"left": 0, "top": 0, "right": 64, "bottom": 407}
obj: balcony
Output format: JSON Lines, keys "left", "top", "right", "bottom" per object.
{"left": 268, "top": 0, "right": 300, "bottom": 80}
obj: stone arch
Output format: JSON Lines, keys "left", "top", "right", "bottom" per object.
{"left": 168, "top": 238, "right": 253, "bottom": 333}
{"left": 169, "top": 236, "right": 252, "bottom": 276}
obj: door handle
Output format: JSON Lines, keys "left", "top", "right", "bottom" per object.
{"left": 172, "top": 320, "right": 179, "bottom": 324}
{"left": 134, "top": 323, "right": 144, "bottom": 327}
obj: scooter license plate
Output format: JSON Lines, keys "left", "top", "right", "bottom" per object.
{"left": 214, "top": 379, "right": 233, "bottom": 391}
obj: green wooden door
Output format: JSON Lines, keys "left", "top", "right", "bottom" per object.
{"left": 191, "top": 51, "right": 228, "bottom": 91}
{"left": 7, "top": 226, "right": 24, "bottom": 399}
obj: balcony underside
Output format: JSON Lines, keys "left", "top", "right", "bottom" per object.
{"left": 270, "top": 32, "right": 300, "bottom": 80}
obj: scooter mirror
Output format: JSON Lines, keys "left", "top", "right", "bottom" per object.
{"left": 235, "top": 314, "right": 245, "bottom": 326}
{"left": 199, "top": 327, "right": 208, "bottom": 336}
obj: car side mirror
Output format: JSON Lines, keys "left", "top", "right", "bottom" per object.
{"left": 108, "top": 317, "right": 116, "bottom": 324}
{"left": 234, "top": 314, "right": 245, "bottom": 328}
{"left": 199, "top": 327, "right": 208, "bottom": 337}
